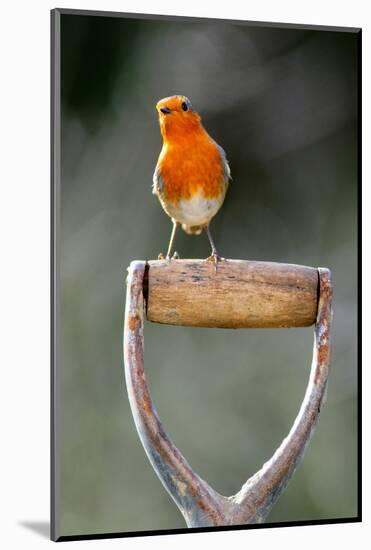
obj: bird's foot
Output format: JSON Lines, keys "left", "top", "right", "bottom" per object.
{"left": 206, "top": 251, "right": 225, "bottom": 272}
{"left": 158, "top": 251, "right": 180, "bottom": 261}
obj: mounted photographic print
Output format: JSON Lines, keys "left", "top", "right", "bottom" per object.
{"left": 51, "top": 8, "right": 361, "bottom": 541}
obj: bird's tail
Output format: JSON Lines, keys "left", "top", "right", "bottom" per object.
{"left": 182, "top": 224, "right": 203, "bottom": 235}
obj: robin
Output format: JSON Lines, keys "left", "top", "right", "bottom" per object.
{"left": 153, "top": 95, "right": 231, "bottom": 267}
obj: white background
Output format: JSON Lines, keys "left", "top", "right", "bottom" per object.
{"left": 0, "top": 1, "right": 368, "bottom": 548}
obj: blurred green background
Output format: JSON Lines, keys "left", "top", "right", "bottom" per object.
{"left": 58, "top": 12, "right": 359, "bottom": 537}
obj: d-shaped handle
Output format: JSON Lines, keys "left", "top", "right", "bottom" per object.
{"left": 123, "top": 260, "right": 332, "bottom": 528}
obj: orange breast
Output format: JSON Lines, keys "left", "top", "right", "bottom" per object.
{"left": 158, "top": 137, "right": 225, "bottom": 203}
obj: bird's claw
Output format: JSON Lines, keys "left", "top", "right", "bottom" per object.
{"left": 206, "top": 252, "right": 225, "bottom": 272}
{"left": 158, "top": 251, "right": 180, "bottom": 261}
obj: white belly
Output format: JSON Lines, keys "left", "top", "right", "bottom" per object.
{"left": 168, "top": 194, "right": 223, "bottom": 226}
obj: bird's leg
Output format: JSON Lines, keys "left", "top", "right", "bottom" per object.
{"left": 166, "top": 220, "right": 179, "bottom": 259}
{"left": 205, "top": 224, "right": 224, "bottom": 271}
{"left": 160, "top": 220, "right": 179, "bottom": 261}
{"left": 158, "top": 220, "right": 179, "bottom": 260}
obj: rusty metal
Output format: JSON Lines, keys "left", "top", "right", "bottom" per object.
{"left": 123, "top": 261, "right": 332, "bottom": 527}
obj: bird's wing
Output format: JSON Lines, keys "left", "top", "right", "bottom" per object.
{"left": 218, "top": 144, "right": 231, "bottom": 185}
{"left": 152, "top": 164, "right": 165, "bottom": 196}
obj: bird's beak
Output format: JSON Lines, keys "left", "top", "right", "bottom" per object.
{"left": 160, "top": 106, "right": 172, "bottom": 114}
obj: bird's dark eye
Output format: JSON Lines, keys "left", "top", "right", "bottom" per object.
{"left": 181, "top": 101, "right": 188, "bottom": 111}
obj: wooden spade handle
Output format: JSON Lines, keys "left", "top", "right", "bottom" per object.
{"left": 124, "top": 263, "right": 332, "bottom": 526}
{"left": 145, "top": 259, "right": 318, "bottom": 328}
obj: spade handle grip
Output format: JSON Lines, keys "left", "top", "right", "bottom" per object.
{"left": 145, "top": 259, "right": 318, "bottom": 329}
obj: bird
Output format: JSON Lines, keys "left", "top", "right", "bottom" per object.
{"left": 152, "top": 95, "right": 231, "bottom": 268}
